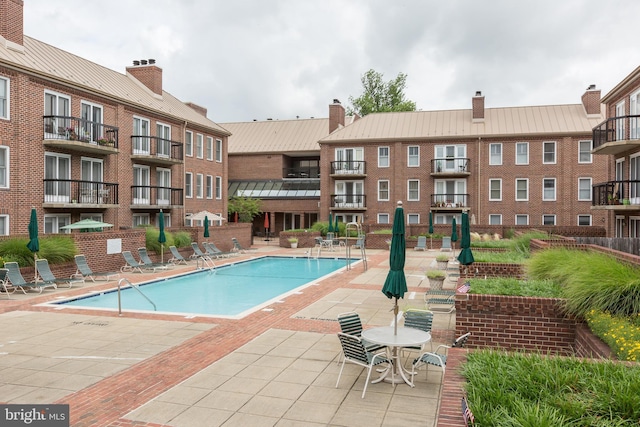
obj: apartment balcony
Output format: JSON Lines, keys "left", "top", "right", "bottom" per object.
{"left": 430, "top": 193, "right": 470, "bottom": 211}
{"left": 330, "top": 194, "right": 367, "bottom": 210}
{"left": 592, "top": 115, "right": 640, "bottom": 155}
{"left": 130, "top": 136, "right": 184, "bottom": 166}
{"left": 283, "top": 166, "right": 320, "bottom": 179}
{"left": 130, "top": 186, "right": 183, "bottom": 209}
{"left": 42, "top": 116, "right": 118, "bottom": 155}
{"left": 330, "top": 161, "right": 366, "bottom": 178}
{"left": 431, "top": 158, "right": 470, "bottom": 177}
{"left": 42, "top": 179, "right": 118, "bottom": 208}
{"left": 591, "top": 180, "right": 640, "bottom": 211}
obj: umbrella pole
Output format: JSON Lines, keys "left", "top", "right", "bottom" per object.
{"left": 394, "top": 297, "right": 399, "bottom": 335}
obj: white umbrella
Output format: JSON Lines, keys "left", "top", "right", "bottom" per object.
{"left": 186, "top": 211, "right": 226, "bottom": 223}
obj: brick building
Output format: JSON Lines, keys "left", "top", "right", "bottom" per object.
{"left": 0, "top": 0, "right": 229, "bottom": 236}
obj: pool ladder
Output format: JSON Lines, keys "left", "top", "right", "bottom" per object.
{"left": 117, "top": 278, "right": 156, "bottom": 315}
{"left": 196, "top": 257, "right": 216, "bottom": 271}
{"left": 345, "top": 222, "right": 367, "bottom": 271}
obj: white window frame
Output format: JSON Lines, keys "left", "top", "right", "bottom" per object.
{"left": 407, "top": 179, "right": 420, "bottom": 201}
{"left": 378, "top": 180, "right": 389, "bottom": 201}
{"left": 408, "top": 146, "right": 419, "bottom": 167}
{"left": 196, "top": 133, "right": 203, "bottom": 159}
{"left": 155, "top": 122, "right": 171, "bottom": 158}
{"left": 0, "top": 146, "right": 9, "bottom": 189}
{"left": 378, "top": 146, "right": 389, "bottom": 168}
{"left": 616, "top": 101, "right": 626, "bottom": 141}
{"left": 631, "top": 89, "right": 640, "bottom": 140}
{"left": 630, "top": 216, "right": 640, "bottom": 237}
{"left": 133, "top": 214, "right": 150, "bottom": 228}
{"left": 0, "top": 76, "right": 8, "bottom": 120}
{"left": 543, "top": 141, "right": 556, "bottom": 164}
{"left": 206, "top": 136, "right": 213, "bottom": 161}
{"left": 185, "top": 172, "right": 193, "bottom": 198}
{"left": 577, "top": 215, "right": 592, "bottom": 226}
{"left": 196, "top": 173, "right": 203, "bottom": 199}
{"left": 515, "top": 214, "right": 529, "bottom": 225}
{"left": 578, "top": 177, "right": 592, "bottom": 201}
{"left": 543, "top": 178, "right": 556, "bottom": 201}
{"left": 515, "top": 142, "right": 529, "bottom": 165}
{"left": 215, "top": 176, "right": 222, "bottom": 199}
{"left": 44, "top": 214, "right": 71, "bottom": 234}
{"left": 407, "top": 213, "right": 420, "bottom": 224}
{"left": 206, "top": 175, "right": 213, "bottom": 199}
{"left": 489, "top": 178, "right": 502, "bottom": 201}
{"left": 156, "top": 213, "right": 171, "bottom": 228}
{"left": 185, "top": 131, "right": 193, "bottom": 157}
{"left": 132, "top": 164, "right": 150, "bottom": 205}
{"left": 44, "top": 152, "right": 71, "bottom": 203}
{"left": 515, "top": 178, "right": 529, "bottom": 201}
{"left": 215, "top": 139, "right": 223, "bottom": 162}
{"left": 542, "top": 214, "right": 556, "bottom": 225}
{"left": 80, "top": 100, "right": 103, "bottom": 142}
{"left": 489, "top": 143, "right": 502, "bottom": 165}
{"left": 578, "top": 140, "right": 592, "bottom": 164}
{"left": 435, "top": 144, "right": 467, "bottom": 173}
{"left": 0, "top": 214, "right": 9, "bottom": 235}
{"left": 43, "top": 90, "right": 70, "bottom": 137}
{"left": 132, "top": 116, "right": 151, "bottom": 155}
{"left": 377, "top": 213, "right": 389, "bottom": 224}
{"left": 489, "top": 214, "right": 502, "bottom": 225}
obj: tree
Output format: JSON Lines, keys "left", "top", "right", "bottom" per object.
{"left": 347, "top": 69, "right": 416, "bottom": 117}
{"left": 228, "top": 196, "right": 262, "bottom": 223}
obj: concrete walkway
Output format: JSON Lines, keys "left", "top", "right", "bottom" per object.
{"left": 0, "top": 243, "right": 459, "bottom": 426}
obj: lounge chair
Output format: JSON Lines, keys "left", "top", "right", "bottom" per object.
{"left": 231, "top": 237, "right": 257, "bottom": 253}
{"left": 410, "top": 332, "right": 471, "bottom": 382}
{"left": 203, "top": 242, "right": 234, "bottom": 258}
{"left": 4, "top": 261, "right": 56, "bottom": 294}
{"left": 121, "top": 251, "right": 151, "bottom": 273}
{"left": 36, "top": 258, "right": 85, "bottom": 288}
{"left": 168, "top": 246, "right": 189, "bottom": 265}
{"left": 414, "top": 236, "right": 427, "bottom": 251}
{"left": 0, "top": 268, "right": 15, "bottom": 298}
{"left": 190, "top": 242, "right": 213, "bottom": 261}
{"left": 336, "top": 332, "right": 391, "bottom": 399}
{"left": 74, "top": 255, "right": 119, "bottom": 282}
{"left": 138, "top": 247, "right": 170, "bottom": 270}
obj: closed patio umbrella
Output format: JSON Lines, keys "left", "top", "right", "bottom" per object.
{"left": 327, "top": 213, "right": 334, "bottom": 233}
{"left": 264, "top": 213, "right": 270, "bottom": 239}
{"left": 428, "top": 211, "right": 434, "bottom": 250}
{"left": 158, "top": 210, "right": 166, "bottom": 264}
{"left": 203, "top": 215, "right": 210, "bottom": 238}
{"left": 26, "top": 208, "right": 39, "bottom": 280}
{"left": 457, "top": 212, "right": 475, "bottom": 268}
{"left": 334, "top": 215, "right": 340, "bottom": 237}
{"left": 451, "top": 217, "right": 458, "bottom": 255}
{"left": 381, "top": 201, "right": 408, "bottom": 335}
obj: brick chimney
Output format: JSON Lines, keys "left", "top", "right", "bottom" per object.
{"left": 581, "top": 84, "right": 601, "bottom": 116}
{"left": 329, "top": 99, "right": 345, "bottom": 133}
{"left": 472, "top": 91, "right": 484, "bottom": 122}
{"left": 0, "top": 0, "right": 24, "bottom": 48}
{"left": 185, "top": 102, "right": 207, "bottom": 117}
{"left": 126, "top": 59, "right": 163, "bottom": 95}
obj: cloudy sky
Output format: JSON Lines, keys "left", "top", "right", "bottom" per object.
{"left": 23, "top": 0, "right": 640, "bottom": 123}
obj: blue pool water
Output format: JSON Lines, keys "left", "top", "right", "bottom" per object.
{"left": 54, "top": 256, "right": 355, "bottom": 317}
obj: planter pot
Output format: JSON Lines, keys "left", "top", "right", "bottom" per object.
{"left": 428, "top": 277, "right": 445, "bottom": 290}
{"left": 290, "top": 242, "right": 298, "bottom": 249}
{"left": 436, "top": 260, "right": 448, "bottom": 270}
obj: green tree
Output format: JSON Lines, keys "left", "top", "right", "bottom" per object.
{"left": 347, "top": 69, "right": 416, "bottom": 116}
{"left": 228, "top": 196, "right": 262, "bottom": 223}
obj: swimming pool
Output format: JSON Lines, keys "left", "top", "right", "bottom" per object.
{"left": 51, "top": 256, "right": 356, "bottom": 318}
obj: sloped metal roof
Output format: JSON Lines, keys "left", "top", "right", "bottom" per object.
{"left": 0, "top": 36, "right": 229, "bottom": 135}
{"left": 320, "top": 104, "right": 603, "bottom": 143}
{"left": 228, "top": 180, "right": 320, "bottom": 198}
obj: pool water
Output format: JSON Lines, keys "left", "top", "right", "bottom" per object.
{"left": 54, "top": 256, "right": 355, "bottom": 317}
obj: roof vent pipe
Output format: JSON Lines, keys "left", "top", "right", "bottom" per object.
{"left": 133, "top": 60, "right": 140, "bottom": 66}
{"left": 141, "top": 59, "right": 148, "bottom": 65}
{"left": 149, "top": 59, "right": 156, "bottom": 64}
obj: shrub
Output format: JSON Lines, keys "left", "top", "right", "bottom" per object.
{"left": 172, "top": 231, "right": 192, "bottom": 248}
{"left": 436, "top": 254, "right": 449, "bottom": 262}
{"left": 468, "top": 277, "right": 562, "bottom": 298}
{"left": 145, "top": 227, "right": 175, "bottom": 253}
{"left": 426, "top": 270, "right": 446, "bottom": 279}
{"left": 0, "top": 236, "right": 77, "bottom": 266}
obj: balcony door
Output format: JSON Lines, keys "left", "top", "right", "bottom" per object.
{"left": 335, "top": 181, "right": 363, "bottom": 207}
{"left": 133, "top": 117, "right": 150, "bottom": 154}
{"left": 630, "top": 155, "right": 640, "bottom": 203}
{"left": 81, "top": 102, "right": 103, "bottom": 143}
{"left": 631, "top": 90, "right": 640, "bottom": 140}
{"left": 133, "top": 165, "right": 150, "bottom": 205}
{"left": 335, "top": 147, "right": 363, "bottom": 173}
{"left": 435, "top": 144, "right": 466, "bottom": 172}
{"left": 80, "top": 158, "right": 103, "bottom": 203}
{"left": 44, "top": 91, "right": 70, "bottom": 137}
{"left": 616, "top": 101, "right": 625, "bottom": 141}
{"left": 157, "top": 168, "right": 171, "bottom": 206}
{"left": 156, "top": 123, "right": 171, "bottom": 158}
{"left": 434, "top": 179, "right": 466, "bottom": 206}
{"left": 44, "top": 153, "right": 71, "bottom": 202}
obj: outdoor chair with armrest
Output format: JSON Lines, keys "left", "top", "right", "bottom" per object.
{"left": 36, "top": 258, "right": 85, "bottom": 288}
{"left": 4, "top": 262, "right": 56, "bottom": 294}
{"left": 424, "top": 289, "right": 456, "bottom": 329}
{"left": 138, "top": 247, "right": 170, "bottom": 270}
{"left": 168, "top": 246, "right": 189, "bottom": 265}
{"left": 336, "top": 312, "right": 386, "bottom": 363}
{"left": 401, "top": 309, "right": 434, "bottom": 364}
{"left": 74, "top": 254, "right": 119, "bottom": 282}
{"left": 336, "top": 332, "right": 391, "bottom": 399}
{"left": 410, "top": 332, "right": 471, "bottom": 382}
{"left": 203, "top": 242, "right": 235, "bottom": 259}
{"left": 231, "top": 237, "right": 258, "bottom": 253}
{"left": 121, "top": 251, "right": 151, "bottom": 273}
{"left": 0, "top": 268, "right": 15, "bottom": 298}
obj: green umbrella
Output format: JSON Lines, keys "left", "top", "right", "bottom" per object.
{"left": 451, "top": 217, "right": 458, "bottom": 254}
{"left": 203, "top": 215, "right": 210, "bottom": 238}
{"left": 334, "top": 216, "right": 340, "bottom": 237}
{"left": 428, "top": 211, "right": 434, "bottom": 250}
{"left": 27, "top": 208, "right": 39, "bottom": 280}
{"left": 60, "top": 218, "right": 113, "bottom": 230}
{"left": 457, "top": 212, "right": 475, "bottom": 266}
{"left": 327, "top": 213, "right": 334, "bottom": 233}
{"left": 381, "top": 202, "right": 408, "bottom": 335}
{"left": 158, "top": 210, "right": 166, "bottom": 263}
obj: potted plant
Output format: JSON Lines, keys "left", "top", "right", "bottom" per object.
{"left": 426, "top": 270, "right": 446, "bottom": 289}
{"left": 436, "top": 254, "right": 449, "bottom": 269}
{"left": 288, "top": 237, "right": 298, "bottom": 249}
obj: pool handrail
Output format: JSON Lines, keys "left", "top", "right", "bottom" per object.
{"left": 117, "top": 278, "right": 157, "bottom": 315}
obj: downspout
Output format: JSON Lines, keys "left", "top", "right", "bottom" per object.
{"left": 476, "top": 137, "right": 481, "bottom": 219}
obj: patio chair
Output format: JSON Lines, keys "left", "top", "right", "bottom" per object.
{"left": 231, "top": 237, "right": 257, "bottom": 253}
{"left": 414, "top": 236, "right": 427, "bottom": 251}
{"left": 121, "top": 251, "right": 151, "bottom": 273}
{"left": 74, "top": 254, "right": 119, "bottom": 282}
{"left": 401, "top": 309, "right": 434, "bottom": 363}
{"left": 138, "top": 247, "right": 170, "bottom": 270}
{"left": 168, "top": 246, "right": 189, "bottom": 265}
{"left": 0, "top": 268, "right": 15, "bottom": 299}
{"left": 335, "top": 332, "right": 391, "bottom": 398}
{"left": 203, "top": 242, "right": 234, "bottom": 259}
{"left": 336, "top": 312, "right": 385, "bottom": 360}
{"left": 410, "top": 332, "right": 471, "bottom": 382}
{"left": 36, "top": 258, "right": 85, "bottom": 288}
{"left": 4, "top": 261, "right": 56, "bottom": 294}
{"left": 190, "top": 242, "right": 213, "bottom": 262}
{"left": 424, "top": 289, "right": 456, "bottom": 329}
{"left": 314, "top": 236, "right": 333, "bottom": 250}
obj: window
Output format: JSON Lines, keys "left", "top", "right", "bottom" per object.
{"left": 44, "top": 91, "right": 70, "bottom": 135}
{"left": 44, "top": 214, "right": 71, "bottom": 234}
{"left": 543, "top": 178, "right": 556, "bottom": 201}
{"left": 80, "top": 101, "right": 103, "bottom": 142}
{"left": 489, "top": 179, "right": 501, "bottom": 201}
{"left": 407, "top": 214, "right": 420, "bottom": 224}
{"left": 133, "top": 214, "right": 150, "bottom": 228}
{"left": 132, "top": 165, "right": 150, "bottom": 204}
{"left": 378, "top": 180, "right": 389, "bottom": 201}
{"left": 378, "top": 147, "right": 389, "bottom": 167}
{"left": 185, "top": 131, "right": 193, "bottom": 157}
{"left": 489, "top": 143, "right": 502, "bottom": 165}
{"left": 206, "top": 175, "right": 213, "bottom": 199}
{"left": 196, "top": 173, "right": 203, "bottom": 198}
{"left": 515, "top": 214, "right": 529, "bottom": 225}
{"left": 156, "top": 168, "right": 171, "bottom": 205}
{"left": 335, "top": 181, "right": 364, "bottom": 207}
{"left": 543, "top": 141, "right": 556, "bottom": 164}
{"left": 215, "top": 176, "right": 222, "bottom": 199}
{"left": 215, "top": 139, "right": 222, "bottom": 162}
{"left": 579, "top": 140, "right": 592, "bottom": 163}
{"left": 630, "top": 217, "right": 640, "bottom": 237}
{"left": 516, "top": 142, "right": 529, "bottom": 165}
{"left": 408, "top": 146, "right": 419, "bottom": 167}
{"left": 156, "top": 213, "right": 171, "bottom": 228}
{"left": 335, "top": 147, "right": 364, "bottom": 172}
{"left": 542, "top": 214, "right": 556, "bottom": 225}
{"left": 0, "top": 77, "right": 8, "bottom": 119}
{"left": 631, "top": 89, "right": 640, "bottom": 139}
{"left": 377, "top": 213, "right": 389, "bottom": 224}
{"left": 435, "top": 144, "right": 467, "bottom": 172}
{"left": 0, "top": 215, "right": 8, "bottom": 235}
{"left": 578, "top": 178, "right": 592, "bottom": 201}
{"left": 133, "top": 117, "right": 150, "bottom": 154}
{"left": 185, "top": 172, "right": 193, "bottom": 198}
{"left": 489, "top": 214, "right": 502, "bottom": 225}
{"left": 434, "top": 179, "right": 467, "bottom": 206}
{"left": 44, "top": 153, "right": 71, "bottom": 203}
{"left": 196, "top": 134, "right": 203, "bottom": 158}
{"left": 408, "top": 180, "right": 420, "bottom": 201}
{"left": 515, "top": 178, "right": 528, "bottom": 201}
{"left": 578, "top": 215, "right": 592, "bottom": 226}
{"left": 206, "top": 136, "right": 213, "bottom": 161}
{"left": 616, "top": 101, "right": 625, "bottom": 141}
{"left": 156, "top": 123, "right": 171, "bottom": 157}
{"left": 80, "top": 157, "right": 103, "bottom": 203}
{"left": 0, "top": 146, "right": 8, "bottom": 188}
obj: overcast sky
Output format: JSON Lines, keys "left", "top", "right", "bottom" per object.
{"left": 23, "top": 0, "right": 640, "bottom": 123}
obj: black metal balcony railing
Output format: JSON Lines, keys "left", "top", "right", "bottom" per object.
{"left": 131, "top": 136, "right": 184, "bottom": 161}
{"left": 431, "top": 158, "right": 470, "bottom": 173}
{"left": 283, "top": 166, "right": 320, "bottom": 178}
{"left": 593, "top": 115, "right": 640, "bottom": 149}
{"left": 43, "top": 179, "right": 118, "bottom": 204}
{"left": 430, "top": 193, "right": 469, "bottom": 208}
{"left": 43, "top": 116, "right": 119, "bottom": 148}
{"left": 592, "top": 180, "right": 640, "bottom": 206}
{"left": 131, "top": 186, "right": 183, "bottom": 206}
{"left": 330, "top": 161, "right": 366, "bottom": 175}
{"left": 331, "top": 194, "right": 366, "bottom": 208}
